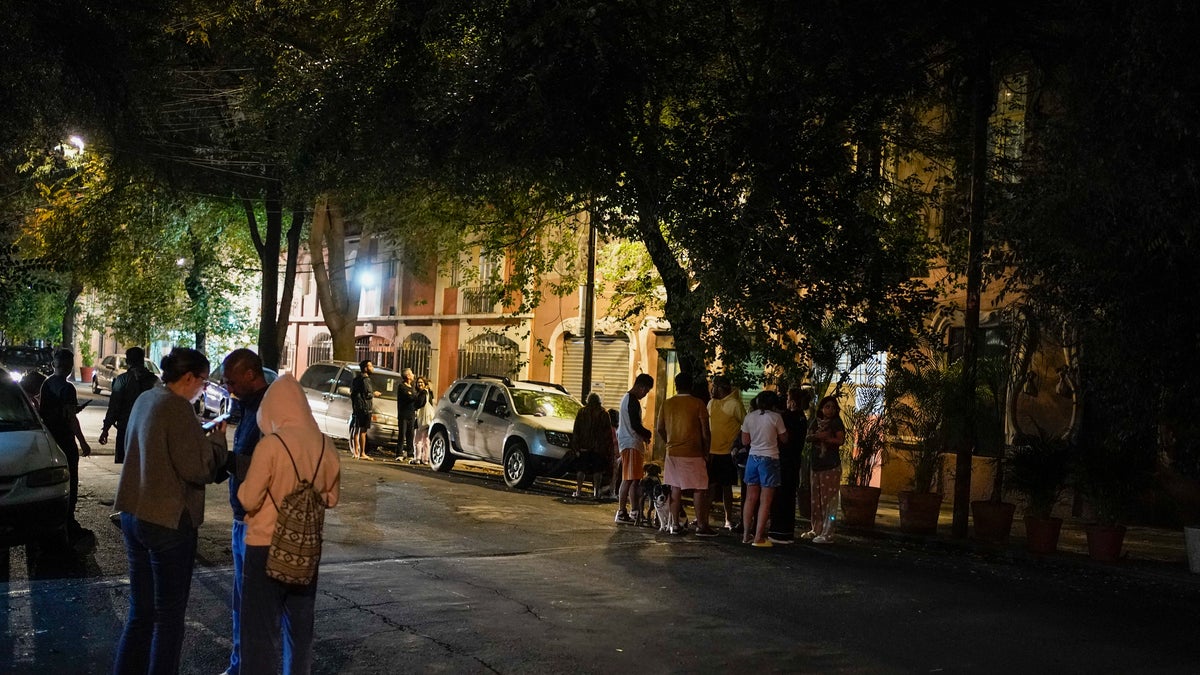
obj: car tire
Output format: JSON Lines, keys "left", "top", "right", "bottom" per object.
{"left": 429, "top": 428, "right": 455, "bottom": 472}
{"left": 91, "top": 376, "right": 100, "bottom": 394}
{"left": 503, "top": 441, "right": 537, "bottom": 490}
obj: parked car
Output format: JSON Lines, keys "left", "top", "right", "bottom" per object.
{"left": 196, "top": 363, "right": 279, "bottom": 420}
{"left": 0, "top": 346, "right": 54, "bottom": 382}
{"left": 0, "top": 377, "right": 71, "bottom": 547}
{"left": 91, "top": 354, "right": 162, "bottom": 394}
{"left": 428, "top": 374, "right": 582, "bottom": 489}
{"left": 298, "top": 361, "right": 402, "bottom": 452}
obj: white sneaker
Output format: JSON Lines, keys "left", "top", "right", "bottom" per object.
{"left": 812, "top": 535, "right": 832, "bottom": 544}
{"left": 800, "top": 530, "right": 817, "bottom": 540}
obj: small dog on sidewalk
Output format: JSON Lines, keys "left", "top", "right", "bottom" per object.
{"left": 635, "top": 464, "right": 671, "bottom": 530}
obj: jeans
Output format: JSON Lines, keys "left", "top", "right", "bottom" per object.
{"left": 114, "top": 514, "right": 198, "bottom": 675}
{"left": 396, "top": 417, "right": 416, "bottom": 458}
{"left": 227, "top": 519, "right": 247, "bottom": 675}
{"left": 240, "top": 545, "right": 317, "bottom": 675}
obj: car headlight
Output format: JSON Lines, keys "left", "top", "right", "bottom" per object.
{"left": 371, "top": 412, "right": 398, "bottom": 426}
{"left": 27, "top": 466, "right": 70, "bottom": 487}
{"left": 544, "top": 430, "right": 572, "bottom": 448}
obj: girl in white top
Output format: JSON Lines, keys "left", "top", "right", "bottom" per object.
{"left": 739, "top": 391, "right": 789, "bottom": 547}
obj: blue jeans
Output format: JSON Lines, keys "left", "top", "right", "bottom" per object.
{"left": 114, "top": 514, "right": 198, "bottom": 675}
{"left": 240, "top": 545, "right": 317, "bottom": 675}
{"left": 226, "top": 519, "right": 247, "bottom": 675}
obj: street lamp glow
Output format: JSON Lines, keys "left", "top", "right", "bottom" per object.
{"left": 358, "top": 269, "right": 378, "bottom": 287}
{"left": 69, "top": 136, "right": 86, "bottom": 152}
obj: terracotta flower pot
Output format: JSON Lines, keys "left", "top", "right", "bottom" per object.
{"left": 840, "top": 485, "right": 881, "bottom": 529}
{"left": 1085, "top": 524, "right": 1127, "bottom": 562}
{"left": 971, "top": 500, "right": 1016, "bottom": 544}
{"left": 79, "top": 365, "right": 95, "bottom": 384}
{"left": 1023, "top": 516, "right": 1063, "bottom": 555}
{"left": 898, "top": 491, "right": 942, "bottom": 535}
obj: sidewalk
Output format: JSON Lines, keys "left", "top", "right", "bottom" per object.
{"left": 830, "top": 493, "right": 1199, "bottom": 584}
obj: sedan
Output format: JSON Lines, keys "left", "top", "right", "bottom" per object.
{"left": 92, "top": 354, "right": 162, "bottom": 394}
{"left": 0, "top": 377, "right": 71, "bottom": 547}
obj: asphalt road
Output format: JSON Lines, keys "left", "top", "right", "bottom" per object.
{"left": 3, "top": 386, "right": 1198, "bottom": 673}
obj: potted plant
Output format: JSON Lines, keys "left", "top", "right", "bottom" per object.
{"left": 77, "top": 337, "right": 95, "bottom": 384}
{"left": 840, "top": 382, "right": 887, "bottom": 529}
{"left": 885, "top": 350, "right": 956, "bottom": 535}
{"left": 969, "top": 351, "right": 1017, "bottom": 544}
{"left": 1073, "top": 440, "right": 1144, "bottom": 563}
{"left": 1006, "top": 426, "right": 1074, "bottom": 554}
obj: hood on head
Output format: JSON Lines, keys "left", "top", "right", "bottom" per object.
{"left": 257, "top": 373, "right": 320, "bottom": 435}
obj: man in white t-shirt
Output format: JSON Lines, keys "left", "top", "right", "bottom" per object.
{"left": 614, "top": 374, "right": 654, "bottom": 523}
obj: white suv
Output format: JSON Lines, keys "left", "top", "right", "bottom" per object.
{"left": 428, "top": 375, "right": 582, "bottom": 488}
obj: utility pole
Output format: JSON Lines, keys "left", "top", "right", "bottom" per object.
{"left": 581, "top": 209, "right": 597, "bottom": 400}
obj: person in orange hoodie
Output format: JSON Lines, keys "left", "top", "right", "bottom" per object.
{"left": 237, "top": 374, "right": 340, "bottom": 674}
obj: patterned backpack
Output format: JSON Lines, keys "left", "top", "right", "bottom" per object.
{"left": 266, "top": 435, "right": 328, "bottom": 585}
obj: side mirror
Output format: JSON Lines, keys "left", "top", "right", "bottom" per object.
{"left": 335, "top": 386, "right": 351, "bottom": 397}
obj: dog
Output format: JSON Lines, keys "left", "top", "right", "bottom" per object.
{"left": 635, "top": 463, "right": 666, "bottom": 528}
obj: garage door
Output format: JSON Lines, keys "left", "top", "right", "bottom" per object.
{"left": 562, "top": 333, "right": 630, "bottom": 406}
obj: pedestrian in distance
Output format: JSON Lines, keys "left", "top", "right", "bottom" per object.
{"left": 740, "top": 390, "right": 789, "bottom": 547}
{"left": 112, "top": 347, "right": 229, "bottom": 675}
{"left": 570, "top": 392, "right": 615, "bottom": 499}
{"left": 99, "top": 346, "right": 159, "bottom": 464}
{"left": 656, "top": 372, "right": 715, "bottom": 536}
{"left": 614, "top": 373, "right": 654, "bottom": 524}
{"left": 237, "top": 374, "right": 341, "bottom": 675}
{"left": 219, "top": 348, "right": 271, "bottom": 675}
{"left": 805, "top": 395, "right": 845, "bottom": 544}
{"left": 349, "top": 360, "right": 378, "bottom": 460}
{"left": 411, "top": 375, "right": 434, "bottom": 464}
{"left": 768, "top": 387, "right": 811, "bottom": 544}
{"left": 38, "top": 348, "right": 92, "bottom": 541}
{"left": 393, "top": 367, "right": 426, "bottom": 462}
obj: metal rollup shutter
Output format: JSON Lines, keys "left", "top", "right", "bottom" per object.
{"left": 561, "top": 333, "right": 631, "bottom": 406}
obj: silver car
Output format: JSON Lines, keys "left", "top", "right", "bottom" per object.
{"left": 298, "top": 361, "right": 402, "bottom": 452}
{"left": 92, "top": 354, "right": 161, "bottom": 394}
{"left": 428, "top": 375, "right": 582, "bottom": 489}
{"left": 0, "top": 378, "right": 71, "bottom": 547}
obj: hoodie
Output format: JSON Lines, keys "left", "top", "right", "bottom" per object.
{"left": 237, "top": 374, "right": 341, "bottom": 547}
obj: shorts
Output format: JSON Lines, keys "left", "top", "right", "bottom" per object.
{"left": 743, "top": 454, "right": 781, "bottom": 488}
{"left": 707, "top": 453, "right": 738, "bottom": 487}
{"left": 663, "top": 455, "right": 709, "bottom": 491}
{"left": 620, "top": 447, "right": 645, "bottom": 481}
{"left": 350, "top": 411, "right": 371, "bottom": 431}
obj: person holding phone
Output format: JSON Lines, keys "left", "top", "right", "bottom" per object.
{"left": 113, "top": 347, "right": 229, "bottom": 674}
{"left": 38, "top": 348, "right": 92, "bottom": 541}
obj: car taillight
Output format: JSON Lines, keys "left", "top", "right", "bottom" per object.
{"left": 27, "top": 466, "right": 70, "bottom": 487}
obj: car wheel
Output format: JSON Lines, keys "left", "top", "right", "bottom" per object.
{"left": 429, "top": 428, "right": 455, "bottom": 472}
{"left": 503, "top": 441, "right": 537, "bottom": 489}
{"left": 91, "top": 376, "right": 100, "bottom": 394}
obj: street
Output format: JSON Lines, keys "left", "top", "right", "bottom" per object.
{"left": 2, "top": 386, "right": 1198, "bottom": 674}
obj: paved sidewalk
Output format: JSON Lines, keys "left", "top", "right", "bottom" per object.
{"left": 830, "top": 493, "right": 1199, "bottom": 583}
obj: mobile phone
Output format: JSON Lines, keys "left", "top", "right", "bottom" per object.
{"left": 201, "top": 413, "right": 231, "bottom": 432}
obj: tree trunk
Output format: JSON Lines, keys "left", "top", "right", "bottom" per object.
{"left": 184, "top": 231, "right": 209, "bottom": 354}
{"left": 273, "top": 205, "right": 304, "bottom": 366}
{"left": 310, "top": 197, "right": 366, "bottom": 362}
{"left": 243, "top": 187, "right": 299, "bottom": 370}
{"left": 61, "top": 276, "right": 83, "bottom": 352}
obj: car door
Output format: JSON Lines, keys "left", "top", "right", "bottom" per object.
{"left": 477, "top": 385, "right": 513, "bottom": 461}
{"left": 322, "top": 366, "right": 357, "bottom": 439}
{"left": 298, "top": 364, "right": 341, "bottom": 434}
{"left": 98, "top": 356, "right": 119, "bottom": 389}
{"left": 454, "top": 383, "right": 488, "bottom": 457}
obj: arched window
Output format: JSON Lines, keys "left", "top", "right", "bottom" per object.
{"left": 307, "top": 332, "right": 332, "bottom": 365}
{"left": 355, "top": 335, "right": 396, "bottom": 369}
{"left": 400, "top": 333, "right": 432, "bottom": 379}
{"left": 458, "top": 333, "right": 519, "bottom": 378}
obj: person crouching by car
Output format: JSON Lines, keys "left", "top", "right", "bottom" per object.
{"left": 237, "top": 374, "right": 341, "bottom": 674}
{"left": 113, "top": 347, "right": 229, "bottom": 674}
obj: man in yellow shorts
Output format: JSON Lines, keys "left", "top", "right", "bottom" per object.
{"left": 614, "top": 374, "right": 654, "bottom": 523}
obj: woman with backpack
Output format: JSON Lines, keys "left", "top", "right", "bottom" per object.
{"left": 238, "top": 373, "right": 341, "bottom": 674}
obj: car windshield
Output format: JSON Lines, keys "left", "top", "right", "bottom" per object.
{"left": 510, "top": 390, "right": 582, "bottom": 419}
{"left": 0, "top": 383, "right": 41, "bottom": 431}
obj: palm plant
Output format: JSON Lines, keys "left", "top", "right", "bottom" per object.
{"left": 1006, "top": 424, "right": 1074, "bottom": 519}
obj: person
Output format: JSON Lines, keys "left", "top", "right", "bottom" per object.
{"left": 19, "top": 370, "right": 46, "bottom": 407}
{"left": 412, "top": 376, "right": 436, "bottom": 465}
{"left": 394, "top": 367, "right": 426, "bottom": 462}
{"left": 112, "top": 348, "right": 229, "bottom": 674}
{"left": 706, "top": 375, "right": 746, "bottom": 531}
{"left": 349, "top": 360, "right": 377, "bottom": 460}
{"left": 237, "top": 374, "right": 341, "bottom": 675}
{"left": 570, "top": 393, "right": 615, "bottom": 499}
{"left": 614, "top": 373, "right": 654, "bottom": 524}
{"left": 740, "top": 390, "right": 788, "bottom": 547}
{"left": 768, "top": 387, "right": 811, "bottom": 544}
{"left": 656, "top": 372, "right": 713, "bottom": 536}
{"left": 99, "top": 347, "right": 159, "bottom": 464}
{"left": 219, "top": 348, "right": 271, "bottom": 675}
{"left": 805, "top": 395, "right": 846, "bottom": 544}
{"left": 38, "top": 348, "right": 92, "bottom": 539}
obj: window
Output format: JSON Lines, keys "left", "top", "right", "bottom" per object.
{"left": 459, "top": 383, "right": 487, "bottom": 410}
{"left": 482, "top": 386, "right": 509, "bottom": 416}
{"left": 448, "top": 382, "right": 469, "bottom": 404}
{"left": 299, "top": 364, "right": 340, "bottom": 393}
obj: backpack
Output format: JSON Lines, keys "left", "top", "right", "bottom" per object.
{"left": 265, "top": 434, "right": 328, "bottom": 585}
